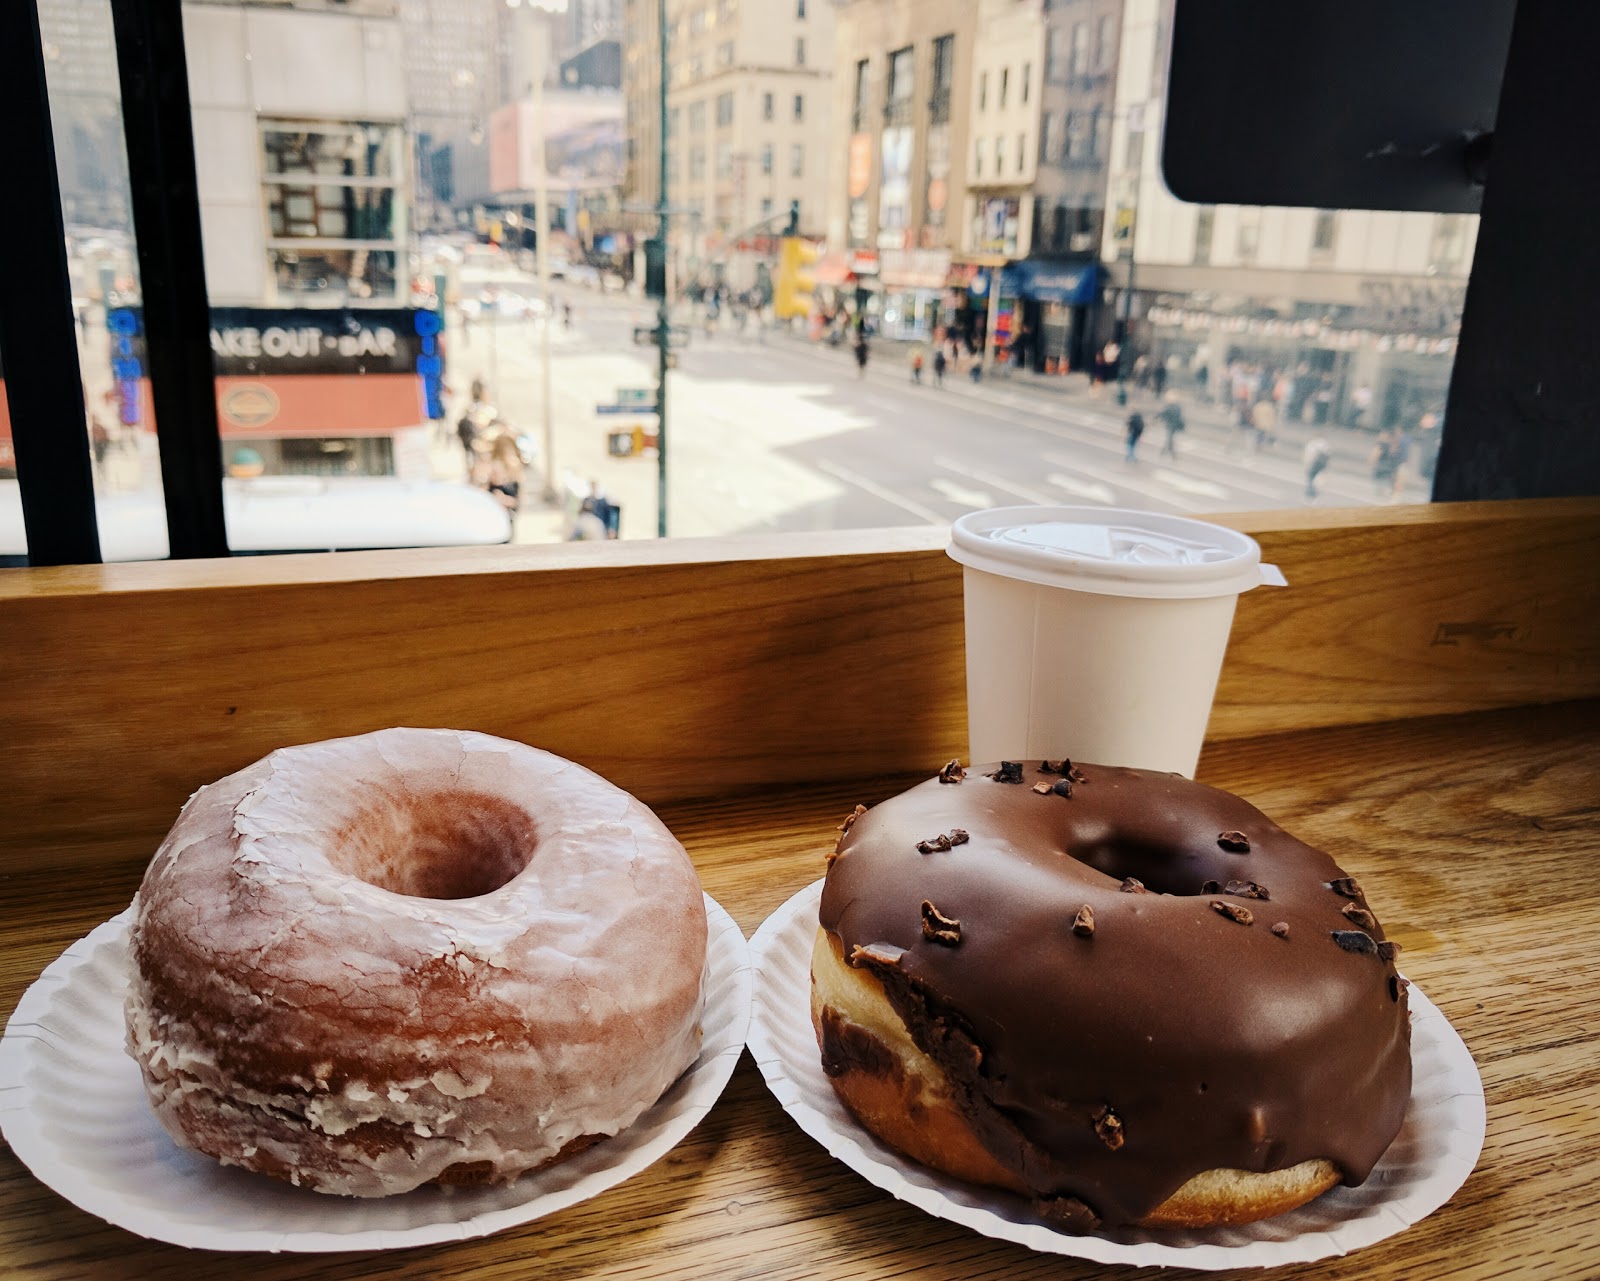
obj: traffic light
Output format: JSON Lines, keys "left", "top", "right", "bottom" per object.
{"left": 773, "top": 236, "right": 819, "bottom": 320}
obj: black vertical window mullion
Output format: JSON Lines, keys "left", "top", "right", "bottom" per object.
{"left": 110, "top": 0, "right": 229, "bottom": 559}
{"left": 1, "top": 1, "right": 101, "bottom": 567}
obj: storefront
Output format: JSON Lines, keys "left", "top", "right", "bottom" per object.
{"left": 999, "top": 260, "right": 1104, "bottom": 374}
{"left": 878, "top": 248, "right": 951, "bottom": 341}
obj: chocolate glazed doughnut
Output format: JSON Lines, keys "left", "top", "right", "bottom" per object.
{"left": 812, "top": 760, "right": 1412, "bottom": 1230}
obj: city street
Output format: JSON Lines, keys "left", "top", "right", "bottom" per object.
{"left": 468, "top": 284, "right": 1430, "bottom": 544}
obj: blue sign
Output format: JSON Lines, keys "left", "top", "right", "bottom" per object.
{"left": 414, "top": 308, "right": 446, "bottom": 420}
{"left": 106, "top": 307, "right": 144, "bottom": 427}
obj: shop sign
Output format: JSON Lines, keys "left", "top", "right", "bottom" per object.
{"left": 880, "top": 248, "right": 953, "bottom": 289}
{"left": 106, "top": 307, "right": 145, "bottom": 427}
{"left": 848, "top": 132, "right": 873, "bottom": 248}
{"left": 208, "top": 308, "right": 424, "bottom": 377}
{"left": 924, "top": 124, "right": 951, "bottom": 236}
{"left": 975, "top": 198, "right": 1022, "bottom": 257}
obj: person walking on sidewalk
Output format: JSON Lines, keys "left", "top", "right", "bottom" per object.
{"left": 933, "top": 346, "right": 947, "bottom": 387}
{"left": 1125, "top": 410, "right": 1146, "bottom": 463}
{"left": 1158, "top": 394, "right": 1185, "bottom": 458}
{"left": 1249, "top": 396, "right": 1278, "bottom": 451}
{"left": 910, "top": 348, "right": 924, "bottom": 384}
{"left": 853, "top": 332, "right": 870, "bottom": 379}
{"left": 1304, "top": 435, "right": 1331, "bottom": 500}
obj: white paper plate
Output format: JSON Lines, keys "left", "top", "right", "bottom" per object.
{"left": 748, "top": 879, "right": 1486, "bottom": 1270}
{"left": 0, "top": 892, "right": 750, "bottom": 1253}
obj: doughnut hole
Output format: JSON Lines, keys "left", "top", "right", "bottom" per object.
{"left": 328, "top": 788, "right": 539, "bottom": 899}
{"left": 1065, "top": 838, "right": 1241, "bottom": 898}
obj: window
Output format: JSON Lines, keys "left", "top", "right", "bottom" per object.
{"left": 763, "top": 91, "right": 775, "bottom": 122}
{"left": 716, "top": 41, "right": 734, "bottom": 68}
{"left": 690, "top": 145, "right": 706, "bottom": 179}
{"left": 689, "top": 101, "right": 707, "bottom": 132}
{"left": 995, "top": 134, "right": 1006, "bottom": 172}
{"left": 1193, "top": 205, "right": 1216, "bottom": 265}
{"left": 1064, "top": 110, "right": 1083, "bottom": 160}
{"left": 1000, "top": 68, "right": 1009, "bottom": 109}
{"left": 1039, "top": 112, "right": 1055, "bottom": 163}
{"left": 852, "top": 59, "right": 870, "bottom": 131}
{"left": 761, "top": 196, "right": 774, "bottom": 217}
{"left": 1017, "top": 132, "right": 1026, "bottom": 173}
{"left": 261, "top": 122, "right": 403, "bottom": 304}
{"left": 796, "top": 0, "right": 806, "bottom": 15}
{"left": 1312, "top": 209, "right": 1338, "bottom": 252}
{"left": 668, "top": 106, "right": 681, "bottom": 139}
{"left": 716, "top": 141, "right": 733, "bottom": 179}
{"left": 1070, "top": 21, "right": 1089, "bottom": 77}
{"left": 1095, "top": 14, "right": 1115, "bottom": 72}
{"left": 931, "top": 34, "right": 955, "bottom": 123}
{"left": 1125, "top": 127, "right": 1145, "bottom": 170}
{"left": 793, "top": 93, "right": 804, "bottom": 122}
{"left": 760, "top": 143, "right": 774, "bottom": 175}
{"left": 978, "top": 71, "right": 988, "bottom": 111}
{"left": 1021, "top": 62, "right": 1031, "bottom": 105}
{"left": 796, "top": 37, "right": 805, "bottom": 67}
{"left": 1237, "top": 211, "right": 1261, "bottom": 260}
{"left": 974, "top": 137, "right": 985, "bottom": 177}
{"left": 886, "top": 45, "right": 914, "bottom": 124}
{"left": 1087, "top": 108, "right": 1104, "bottom": 161}
{"left": 689, "top": 7, "right": 706, "bottom": 34}
{"left": 790, "top": 143, "right": 804, "bottom": 177}
{"left": 1045, "top": 25, "right": 1065, "bottom": 81}
{"left": 716, "top": 92, "right": 734, "bottom": 128}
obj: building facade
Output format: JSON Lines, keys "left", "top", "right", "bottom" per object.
{"left": 825, "top": 0, "right": 976, "bottom": 338}
{"left": 1104, "top": 0, "right": 1476, "bottom": 429}
{"left": 624, "top": 0, "right": 834, "bottom": 287}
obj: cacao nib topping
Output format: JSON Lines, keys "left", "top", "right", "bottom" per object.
{"left": 1271, "top": 921, "right": 1291, "bottom": 938}
{"left": 989, "top": 761, "right": 1025, "bottom": 784}
{"left": 1211, "top": 900, "right": 1254, "bottom": 925}
{"left": 1217, "top": 831, "right": 1251, "bottom": 852}
{"left": 916, "top": 828, "right": 971, "bottom": 854}
{"left": 921, "top": 900, "right": 962, "bottom": 946}
{"left": 1091, "top": 1103, "right": 1125, "bottom": 1151}
{"left": 1342, "top": 903, "right": 1379, "bottom": 931}
{"left": 1377, "top": 939, "right": 1400, "bottom": 962}
{"left": 1224, "top": 879, "right": 1270, "bottom": 900}
{"left": 1038, "top": 759, "right": 1066, "bottom": 774}
{"left": 1032, "top": 1194, "right": 1101, "bottom": 1233}
{"left": 1051, "top": 778, "right": 1075, "bottom": 798}
{"left": 1119, "top": 877, "right": 1148, "bottom": 894}
{"left": 1072, "top": 904, "right": 1096, "bottom": 937}
{"left": 1032, "top": 782, "right": 1053, "bottom": 794}
{"left": 938, "top": 759, "right": 967, "bottom": 784}
{"left": 1200, "top": 879, "right": 1221, "bottom": 895}
{"left": 1331, "top": 929, "right": 1378, "bottom": 955}
{"left": 848, "top": 942, "right": 905, "bottom": 969}
{"left": 1328, "top": 876, "right": 1364, "bottom": 899}
{"left": 837, "top": 803, "right": 868, "bottom": 834}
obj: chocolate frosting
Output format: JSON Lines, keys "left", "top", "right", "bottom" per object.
{"left": 818, "top": 762, "right": 1412, "bottom": 1227}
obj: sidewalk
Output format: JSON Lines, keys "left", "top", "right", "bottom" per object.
{"left": 767, "top": 325, "right": 1426, "bottom": 497}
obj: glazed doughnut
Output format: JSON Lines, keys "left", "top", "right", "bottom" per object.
{"left": 813, "top": 759, "right": 1411, "bottom": 1230}
{"left": 125, "top": 728, "right": 707, "bottom": 1196}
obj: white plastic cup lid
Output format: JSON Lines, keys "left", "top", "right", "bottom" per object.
{"left": 948, "top": 505, "right": 1287, "bottom": 599}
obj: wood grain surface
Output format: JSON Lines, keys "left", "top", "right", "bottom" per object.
{"left": 2, "top": 700, "right": 1598, "bottom": 1280}
{"left": 1, "top": 499, "right": 1597, "bottom": 875}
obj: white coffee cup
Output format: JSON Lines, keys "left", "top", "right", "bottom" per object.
{"left": 947, "top": 506, "right": 1286, "bottom": 777}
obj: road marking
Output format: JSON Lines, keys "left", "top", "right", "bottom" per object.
{"left": 929, "top": 477, "right": 995, "bottom": 509}
{"left": 1152, "top": 468, "right": 1230, "bottom": 500}
{"left": 1040, "top": 450, "right": 1201, "bottom": 512}
{"left": 813, "top": 459, "right": 946, "bottom": 523}
{"left": 1046, "top": 472, "right": 1117, "bottom": 504}
{"left": 931, "top": 456, "right": 1055, "bottom": 504}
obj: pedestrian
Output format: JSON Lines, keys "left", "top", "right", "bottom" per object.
{"left": 456, "top": 409, "right": 480, "bottom": 469}
{"left": 89, "top": 416, "right": 111, "bottom": 471}
{"left": 1249, "top": 397, "right": 1277, "bottom": 451}
{"left": 1158, "top": 395, "right": 1185, "bottom": 458}
{"left": 910, "top": 349, "right": 924, "bottom": 384}
{"left": 1152, "top": 360, "right": 1168, "bottom": 397}
{"left": 1369, "top": 428, "right": 1406, "bottom": 498}
{"left": 1125, "top": 410, "right": 1146, "bottom": 463}
{"left": 1349, "top": 383, "right": 1373, "bottom": 430}
{"left": 1304, "top": 435, "right": 1331, "bottom": 500}
{"left": 933, "top": 346, "right": 947, "bottom": 387}
{"left": 854, "top": 333, "right": 869, "bottom": 379}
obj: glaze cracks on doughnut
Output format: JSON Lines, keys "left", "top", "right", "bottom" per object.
{"left": 125, "top": 729, "right": 707, "bottom": 1196}
{"left": 812, "top": 760, "right": 1412, "bottom": 1230}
